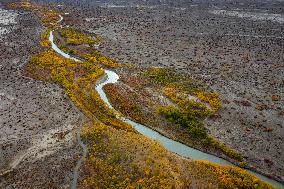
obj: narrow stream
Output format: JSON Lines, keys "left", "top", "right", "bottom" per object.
{"left": 49, "top": 31, "right": 80, "bottom": 62}
{"left": 57, "top": 15, "right": 63, "bottom": 23}
{"left": 97, "top": 70, "right": 284, "bottom": 189}
{"left": 49, "top": 28, "right": 283, "bottom": 189}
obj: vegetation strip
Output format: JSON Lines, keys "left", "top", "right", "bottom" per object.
{"left": 9, "top": 1, "right": 282, "bottom": 188}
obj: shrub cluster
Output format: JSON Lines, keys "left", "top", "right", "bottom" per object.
{"left": 9, "top": 1, "right": 61, "bottom": 28}
{"left": 19, "top": 3, "right": 275, "bottom": 187}
{"left": 60, "top": 28, "right": 98, "bottom": 45}
{"left": 83, "top": 51, "right": 121, "bottom": 68}
{"left": 195, "top": 91, "right": 222, "bottom": 111}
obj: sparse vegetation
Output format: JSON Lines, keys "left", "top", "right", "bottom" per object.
{"left": 9, "top": 1, "right": 61, "bottom": 28}
{"left": 144, "top": 68, "right": 184, "bottom": 85}
{"left": 6, "top": 1, "right": 280, "bottom": 188}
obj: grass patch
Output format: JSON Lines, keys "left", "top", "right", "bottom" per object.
{"left": 144, "top": 68, "right": 222, "bottom": 112}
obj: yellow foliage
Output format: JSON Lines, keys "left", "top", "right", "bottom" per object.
{"left": 163, "top": 87, "right": 213, "bottom": 117}
{"left": 21, "top": 3, "right": 277, "bottom": 188}
{"left": 80, "top": 122, "right": 191, "bottom": 189}
{"left": 195, "top": 91, "right": 222, "bottom": 111}
{"left": 164, "top": 86, "right": 221, "bottom": 112}
{"left": 9, "top": 1, "right": 61, "bottom": 28}
{"left": 26, "top": 48, "right": 132, "bottom": 133}
{"left": 40, "top": 29, "right": 51, "bottom": 48}
{"left": 83, "top": 52, "right": 121, "bottom": 68}
{"left": 9, "top": 1, "right": 40, "bottom": 10}
{"left": 41, "top": 10, "right": 60, "bottom": 27}
{"left": 60, "top": 28, "right": 98, "bottom": 45}
{"left": 190, "top": 161, "right": 276, "bottom": 189}
{"left": 162, "top": 87, "right": 242, "bottom": 161}
{"left": 163, "top": 86, "right": 178, "bottom": 101}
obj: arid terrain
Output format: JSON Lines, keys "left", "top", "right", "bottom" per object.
{"left": 61, "top": 0, "right": 284, "bottom": 182}
{"left": 0, "top": 0, "right": 283, "bottom": 188}
{"left": 0, "top": 2, "right": 85, "bottom": 188}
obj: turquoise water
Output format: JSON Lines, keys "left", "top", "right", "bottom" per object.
{"left": 49, "top": 29, "right": 284, "bottom": 189}
{"left": 49, "top": 31, "right": 80, "bottom": 62}
{"left": 98, "top": 70, "right": 284, "bottom": 189}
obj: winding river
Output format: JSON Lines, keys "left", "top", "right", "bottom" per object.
{"left": 49, "top": 20, "right": 284, "bottom": 188}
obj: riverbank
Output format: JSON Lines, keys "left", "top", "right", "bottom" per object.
{"left": 0, "top": 3, "right": 83, "bottom": 188}
{"left": 1, "top": 1, "right": 283, "bottom": 188}
{"left": 78, "top": 2, "right": 284, "bottom": 183}
{"left": 44, "top": 2, "right": 282, "bottom": 188}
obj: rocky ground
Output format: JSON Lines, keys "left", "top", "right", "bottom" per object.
{"left": 0, "top": 2, "right": 85, "bottom": 188}
{"left": 1, "top": 0, "right": 283, "bottom": 187}
{"left": 51, "top": 0, "right": 284, "bottom": 182}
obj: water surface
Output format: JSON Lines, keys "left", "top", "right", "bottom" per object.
{"left": 49, "top": 29, "right": 284, "bottom": 189}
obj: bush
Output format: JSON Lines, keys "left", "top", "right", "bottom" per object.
{"left": 195, "top": 91, "right": 222, "bottom": 111}
{"left": 144, "top": 68, "right": 183, "bottom": 85}
{"left": 157, "top": 105, "right": 207, "bottom": 138}
{"left": 60, "top": 28, "right": 98, "bottom": 45}
{"left": 83, "top": 51, "right": 121, "bottom": 68}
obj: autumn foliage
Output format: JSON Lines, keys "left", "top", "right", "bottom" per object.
{"left": 60, "top": 28, "right": 99, "bottom": 46}
{"left": 83, "top": 51, "right": 121, "bottom": 68}
{"left": 18, "top": 2, "right": 278, "bottom": 188}
{"left": 9, "top": 1, "right": 61, "bottom": 28}
{"left": 195, "top": 91, "right": 222, "bottom": 111}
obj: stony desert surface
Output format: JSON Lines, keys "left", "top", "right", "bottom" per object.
{"left": 0, "top": 3, "right": 84, "bottom": 188}
{"left": 0, "top": 0, "right": 283, "bottom": 188}
{"left": 66, "top": 0, "right": 284, "bottom": 181}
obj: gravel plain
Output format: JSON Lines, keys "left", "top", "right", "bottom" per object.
{"left": 0, "top": 0, "right": 283, "bottom": 186}
{"left": 0, "top": 3, "right": 85, "bottom": 188}
{"left": 58, "top": 0, "right": 284, "bottom": 182}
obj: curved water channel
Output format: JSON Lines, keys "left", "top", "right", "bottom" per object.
{"left": 49, "top": 24, "right": 283, "bottom": 188}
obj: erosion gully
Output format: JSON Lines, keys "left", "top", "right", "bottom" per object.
{"left": 49, "top": 16, "right": 283, "bottom": 189}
